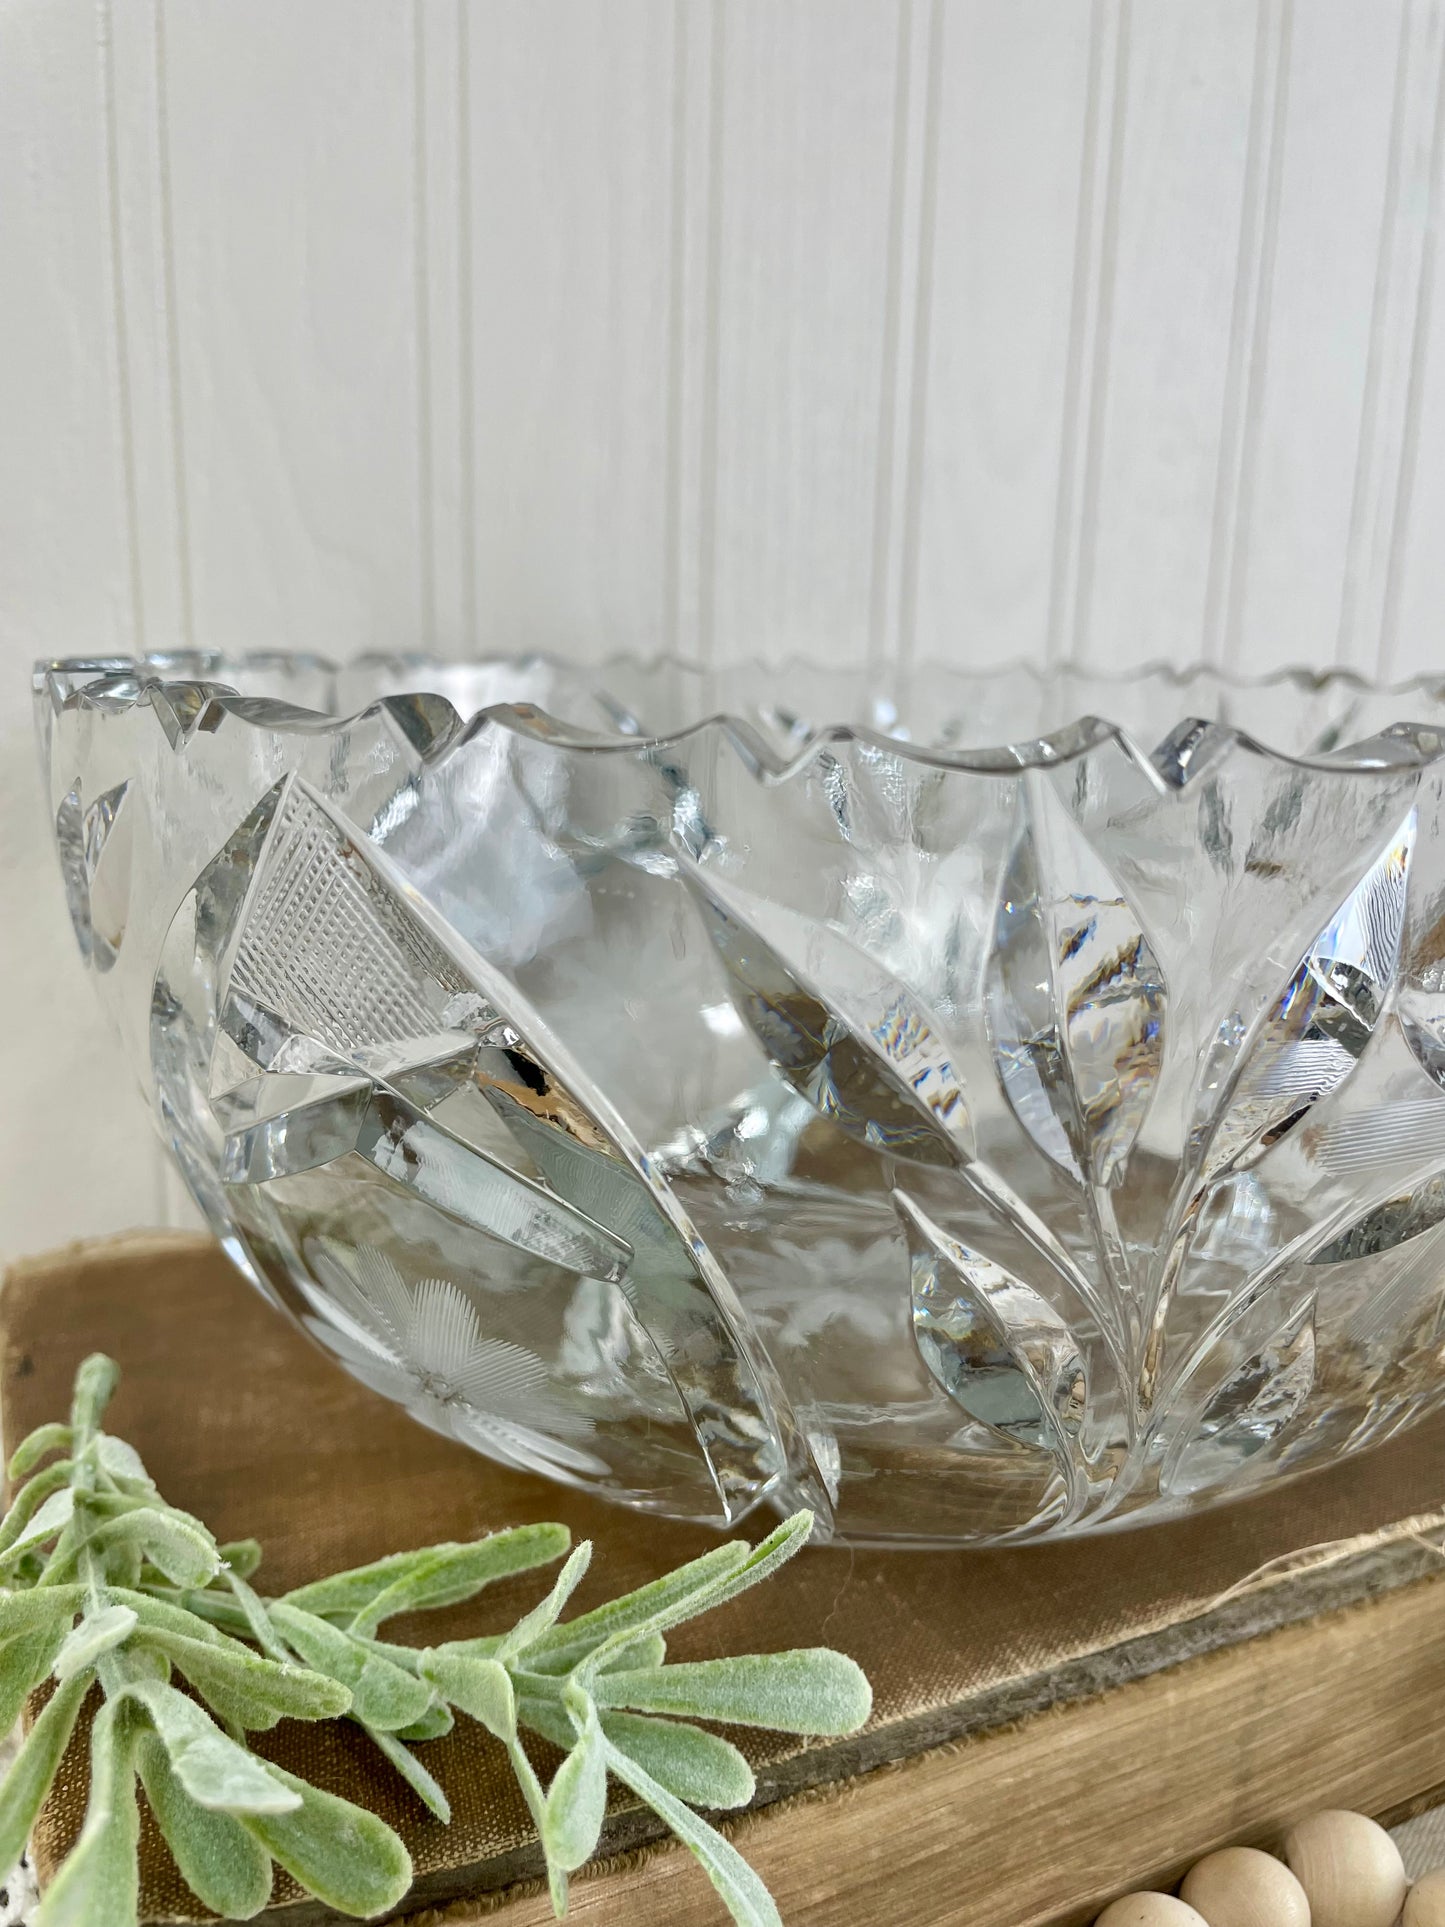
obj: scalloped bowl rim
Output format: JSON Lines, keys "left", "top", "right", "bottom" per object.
{"left": 33, "top": 648, "right": 1445, "bottom": 783}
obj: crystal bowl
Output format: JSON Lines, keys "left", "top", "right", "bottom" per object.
{"left": 35, "top": 650, "right": 1445, "bottom": 1545}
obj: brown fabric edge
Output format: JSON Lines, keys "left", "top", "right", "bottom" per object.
{"left": 241, "top": 1539, "right": 1445, "bottom": 1927}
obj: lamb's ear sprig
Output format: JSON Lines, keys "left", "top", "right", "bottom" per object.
{"left": 0, "top": 1356, "right": 872, "bottom": 1927}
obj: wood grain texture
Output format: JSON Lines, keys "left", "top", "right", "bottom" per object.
{"left": 469, "top": 1573, "right": 1445, "bottom": 1927}
{"left": 3, "top": 0, "right": 1436, "bottom": 680}
{"left": 1234, "top": 0, "right": 1404, "bottom": 677}
{"left": 161, "top": 0, "right": 424, "bottom": 661}
{"left": 915, "top": 1, "right": 1093, "bottom": 674}
{"left": 0, "top": 2, "right": 176, "bottom": 1258}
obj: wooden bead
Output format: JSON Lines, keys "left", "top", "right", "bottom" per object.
{"left": 1180, "top": 1846, "right": 1310, "bottom": 1927}
{"left": 1281, "top": 1809, "right": 1408, "bottom": 1927}
{"left": 1405, "top": 1869, "right": 1445, "bottom": 1927}
{"left": 1095, "top": 1897, "right": 1208, "bottom": 1927}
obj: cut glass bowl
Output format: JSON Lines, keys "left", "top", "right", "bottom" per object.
{"left": 34, "top": 650, "right": 1445, "bottom": 1545}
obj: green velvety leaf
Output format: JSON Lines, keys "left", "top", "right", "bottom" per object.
{"left": 53, "top": 1604, "right": 137, "bottom": 1681}
{"left": 7, "top": 1424, "right": 72, "bottom": 1481}
{"left": 0, "top": 1586, "right": 84, "bottom": 1636}
{"left": 35, "top": 1695, "right": 140, "bottom": 1927}
{"left": 334, "top": 1653, "right": 434, "bottom": 1733}
{"left": 269, "top": 1604, "right": 433, "bottom": 1731}
{"left": 420, "top": 1650, "right": 516, "bottom": 1741}
{"left": 580, "top": 1515, "right": 818, "bottom": 1683}
{"left": 599, "top": 1712, "right": 754, "bottom": 1810}
{"left": 85, "top": 1508, "right": 220, "bottom": 1588}
{"left": 114, "top": 1588, "right": 230, "bottom": 1648}
{"left": 238, "top": 1766, "right": 412, "bottom": 1917}
{"left": 525, "top": 1542, "right": 751, "bottom": 1675}
{"left": 515, "top": 1695, "right": 575, "bottom": 1751}
{"left": 542, "top": 1688, "right": 607, "bottom": 1874}
{"left": 218, "top": 1539, "right": 263, "bottom": 1579}
{"left": 365, "top": 1725, "right": 451, "bottom": 1823}
{"left": 95, "top": 1436, "right": 155, "bottom": 1493}
{"left": 225, "top": 1572, "right": 290, "bottom": 1663}
{"left": 598, "top": 1631, "right": 666, "bottom": 1674}
{"left": 496, "top": 1543, "right": 592, "bottom": 1662}
{"left": 0, "top": 1671, "right": 91, "bottom": 1873}
{"left": 125, "top": 1680, "right": 300, "bottom": 1814}
{"left": 394, "top": 1700, "right": 454, "bottom": 1741}
{"left": 108, "top": 1542, "right": 144, "bottom": 1591}
{"left": 283, "top": 1525, "right": 569, "bottom": 1633}
{"left": 179, "top": 1675, "right": 283, "bottom": 1737}
{"left": 0, "top": 1487, "right": 75, "bottom": 1573}
{"left": 68, "top": 1355, "right": 121, "bottom": 1444}
{"left": 593, "top": 1650, "right": 871, "bottom": 1735}
{"left": 132, "top": 1624, "right": 350, "bottom": 1725}
{"left": 645, "top": 1513, "right": 814, "bottom": 1634}
{"left": 124, "top": 1646, "right": 170, "bottom": 1685}
{"left": 507, "top": 1730, "right": 567, "bottom": 1918}
{"left": 603, "top": 1738, "right": 780, "bottom": 1927}
{"left": 136, "top": 1731, "right": 274, "bottom": 1920}
{"left": 0, "top": 1623, "right": 73, "bottom": 1733}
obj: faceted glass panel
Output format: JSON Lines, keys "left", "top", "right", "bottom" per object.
{"left": 34, "top": 649, "right": 1445, "bottom": 1543}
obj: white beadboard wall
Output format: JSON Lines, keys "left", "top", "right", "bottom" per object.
{"left": 3, "top": 0, "right": 1445, "bottom": 1259}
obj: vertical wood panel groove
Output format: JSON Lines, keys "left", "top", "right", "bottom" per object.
{"left": 12, "top": 4, "right": 1445, "bottom": 699}
{"left": 664, "top": 0, "right": 689, "bottom": 656}
{"left": 1379, "top": 11, "right": 1445, "bottom": 679}
{"left": 695, "top": 0, "right": 726, "bottom": 679}
{"left": 866, "top": 0, "right": 915, "bottom": 687}
{"left": 153, "top": 0, "right": 193, "bottom": 650}
{"left": 456, "top": 0, "right": 476, "bottom": 651}
{"left": 1335, "top": 4, "right": 1412, "bottom": 671}
{"left": 413, "top": 0, "right": 435, "bottom": 652}
{"left": 1219, "top": 0, "right": 1292, "bottom": 671}
{"left": 1324, "top": 0, "right": 1443, "bottom": 677}
{"left": 1070, "top": 0, "right": 1130, "bottom": 667}
{"left": 1045, "top": 0, "right": 1109, "bottom": 668}
{"left": 1202, "top": 0, "right": 1294, "bottom": 678}
{"left": 98, "top": 0, "right": 145, "bottom": 651}
{"left": 1204, "top": 0, "right": 1283, "bottom": 667}
{"left": 895, "top": 0, "right": 945, "bottom": 684}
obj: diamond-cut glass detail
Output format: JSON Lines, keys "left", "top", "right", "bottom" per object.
{"left": 38, "top": 650, "right": 1445, "bottom": 1543}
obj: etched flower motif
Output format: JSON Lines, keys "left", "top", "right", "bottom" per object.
{"left": 302, "top": 1240, "right": 608, "bottom": 1479}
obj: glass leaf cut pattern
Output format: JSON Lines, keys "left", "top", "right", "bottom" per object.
{"left": 198, "top": 776, "right": 811, "bottom": 1528}
{"left": 1187, "top": 812, "right": 1415, "bottom": 1189}
{"left": 1307, "top": 1172, "right": 1445, "bottom": 1267}
{"left": 55, "top": 778, "right": 134, "bottom": 973}
{"left": 1397, "top": 886, "right": 1445, "bottom": 1092}
{"left": 986, "top": 783, "right": 1165, "bottom": 1188}
{"left": 1161, "top": 1298, "right": 1316, "bottom": 1499}
{"left": 682, "top": 867, "right": 972, "bottom": 1168}
{"left": 896, "top": 1189, "right": 1085, "bottom": 1461}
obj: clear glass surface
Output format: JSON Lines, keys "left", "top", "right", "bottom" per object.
{"left": 34, "top": 650, "right": 1445, "bottom": 1544}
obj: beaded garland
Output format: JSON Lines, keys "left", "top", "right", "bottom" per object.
{"left": 1097, "top": 1808, "right": 1416, "bottom": 1927}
